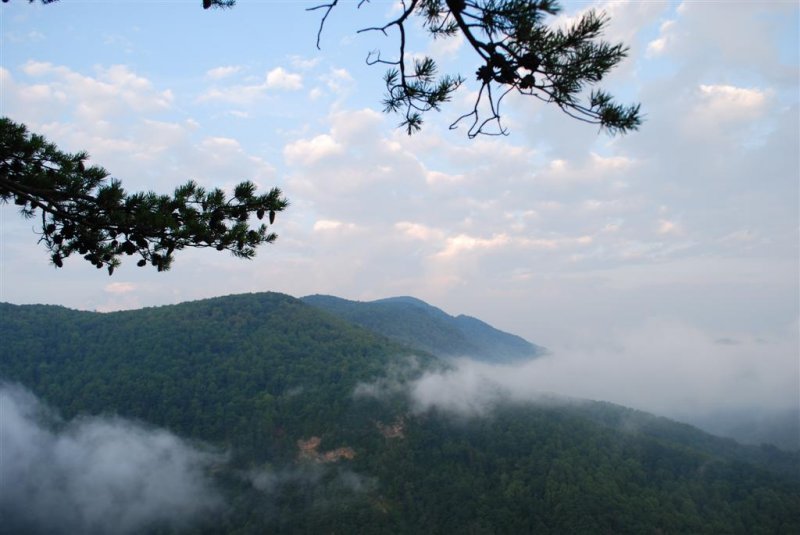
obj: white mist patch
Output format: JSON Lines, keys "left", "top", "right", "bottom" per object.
{"left": 243, "top": 464, "right": 376, "bottom": 519}
{"left": 410, "top": 360, "right": 512, "bottom": 415}
{"left": 403, "top": 318, "right": 798, "bottom": 422}
{"left": 0, "top": 384, "right": 225, "bottom": 535}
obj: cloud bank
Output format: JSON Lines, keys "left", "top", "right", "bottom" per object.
{"left": 416, "top": 319, "right": 798, "bottom": 414}
{"left": 357, "top": 318, "right": 799, "bottom": 447}
{"left": 0, "top": 384, "right": 225, "bottom": 535}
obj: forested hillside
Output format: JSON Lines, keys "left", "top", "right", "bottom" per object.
{"left": 302, "top": 294, "right": 543, "bottom": 362}
{"left": 0, "top": 294, "right": 426, "bottom": 460}
{"left": 1, "top": 294, "right": 798, "bottom": 534}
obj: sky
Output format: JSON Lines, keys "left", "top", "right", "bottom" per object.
{"left": 1, "top": 2, "right": 798, "bottom": 417}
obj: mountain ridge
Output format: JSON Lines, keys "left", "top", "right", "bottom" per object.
{"left": 301, "top": 293, "right": 543, "bottom": 362}
{"left": 1, "top": 293, "right": 798, "bottom": 534}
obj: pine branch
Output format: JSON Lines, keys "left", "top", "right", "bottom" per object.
{"left": 0, "top": 118, "right": 288, "bottom": 274}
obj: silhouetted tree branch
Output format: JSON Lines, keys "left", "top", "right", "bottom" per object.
{"left": 0, "top": 118, "right": 288, "bottom": 274}
{"left": 17, "top": 0, "right": 641, "bottom": 137}
{"left": 310, "top": 0, "right": 641, "bottom": 137}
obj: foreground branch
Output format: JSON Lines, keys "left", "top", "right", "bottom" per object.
{"left": 0, "top": 118, "right": 288, "bottom": 275}
{"left": 311, "top": 0, "right": 641, "bottom": 136}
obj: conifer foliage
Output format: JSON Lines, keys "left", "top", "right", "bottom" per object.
{"left": 0, "top": 118, "right": 288, "bottom": 274}
{"left": 311, "top": 0, "right": 641, "bottom": 136}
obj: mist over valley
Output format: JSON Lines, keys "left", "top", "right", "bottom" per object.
{"left": 1, "top": 293, "right": 798, "bottom": 533}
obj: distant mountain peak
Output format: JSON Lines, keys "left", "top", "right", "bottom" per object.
{"left": 373, "top": 296, "right": 436, "bottom": 307}
{"left": 301, "top": 294, "right": 543, "bottom": 363}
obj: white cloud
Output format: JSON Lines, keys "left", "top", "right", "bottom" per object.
{"left": 599, "top": 0, "right": 670, "bottom": 47}
{"left": 290, "top": 56, "right": 320, "bottom": 70}
{"left": 284, "top": 134, "right": 343, "bottom": 166}
{"left": 205, "top": 65, "right": 242, "bottom": 80}
{"left": 22, "top": 60, "right": 54, "bottom": 76}
{"left": 646, "top": 19, "right": 676, "bottom": 57}
{"left": 323, "top": 68, "right": 354, "bottom": 95}
{"left": 2, "top": 59, "right": 278, "bottom": 193}
{"left": 198, "top": 66, "right": 302, "bottom": 104}
{"left": 395, "top": 222, "right": 443, "bottom": 242}
{"left": 425, "top": 170, "right": 465, "bottom": 185}
{"left": 428, "top": 32, "right": 464, "bottom": 59}
{"left": 696, "top": 84, "right": 769, "bottom": 121}
{"left": 536, "top": 152, "right": 637, "bottom": 187}
{"left": 265, "top": 67, "right": 303, "bottom": 90}
{"left": 104, "top": 282, "right": 136, "bottom": 295}
{"left": 201, "top": 136, "right": 241, "bottom": 151}
{"left": 518, "top": 234, "right": 594, "bottom": 251}
{"left": 436, "top": 233, "right": 511, "bottom": 259}
{"left": 591, "top": 153, "right": 634, "bottom": 171}
{"left": 312, "top": 219, "right": 359, "bottom": 233}
{"left": 667, "top": 84, "right": 774, "bottom": 143}
{"left": 16, "top": 61, "right": 173, "bottom": 124}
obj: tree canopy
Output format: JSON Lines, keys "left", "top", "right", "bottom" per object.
{"left": 2, "top": 295, "right": 798, "bottom": 533}
{"left": 2, "top": 0, "right": 641, "bottom": 273}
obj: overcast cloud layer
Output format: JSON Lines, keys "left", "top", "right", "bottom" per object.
{"left": 0, "top": 384, "right": 224, "bottom": 535}
{"left": 1, "top": 2, "right": 797, "bottom": 418}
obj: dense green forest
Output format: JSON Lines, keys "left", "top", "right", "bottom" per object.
{"left": 0, "top": 294, "right": 426, "bottom": 460}
{"left": 302, "top": 294, "right": 543, "bottom": 362}
{"left": 1, "top": 293, "right": 798, "bottom": 534}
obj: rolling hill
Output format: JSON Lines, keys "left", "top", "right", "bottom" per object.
{"left": 1, "top": 293, "right": 798, "bottom": 534}
{"left": 302, "top": 294, "right": 544, "bottom": 362}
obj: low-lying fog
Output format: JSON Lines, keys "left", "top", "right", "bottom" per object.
{"left": 383, "top": 317, "right": 799, "bottom": 449}
{"left": 0, "top": 384, "right": 225, "bottom": 535}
